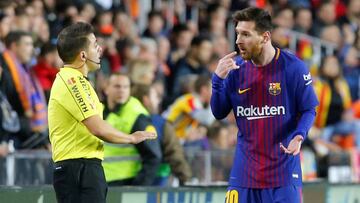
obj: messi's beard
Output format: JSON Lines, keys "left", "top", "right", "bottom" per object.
{"left": 246, "top": 43, "right": 263, "bottom": 63}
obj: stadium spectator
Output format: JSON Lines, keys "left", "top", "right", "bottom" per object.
{"left": 0, "top": 31, "right": 48, "bottom": 149}
{"left": 155, "top": 36, "right": 171, "bottom": 82}
{"left": 211, "top": 7, "right": 318, "bottom": 202}
{"left": 76, "top": 1, "right": 96, "bottom": 24}
{"left": 168, "top": 23, "right": 193, "bottom": 67}
{"left": 0, "top": 1, "right": 15, "bottom": 23}
{"left": 138, "top": 37, "right": 158, "bottom": 69}
{"left": 170, "top": 35, "right": 213, "bottom": 102}
{"left": 116, "top": 37, "right": 138, "bottom": 70}
{"left": 204, "top": 3, "right": 228, "bottom": 38}
{"left": 142, "top": 10, "right": 165, "bottom": 39}
{"left": 0, "top": 65, "right": 19, "bottom": 157}
{"left": 272, "top": 6, "right": 295, "bottom": 30}
{"left": 320, "top": 25, "right": 342, "bottom": 49}
{"left": 128, "top": 59, "right": 156, "bottom": 86}
{"left": 49, "top": 22, "right": 156, "bottom": 203}
{"left": 0, "top": 12, "right": 11, "bottom": 52}
{"left": 212, "top": 35, "right": 231, "bottom": 61}
{"left": 342, "top": 46, "right": 360, "bottom": 101}
{"left": 102, "top": 73, "right": 161, "bottom": 186}
{"left": 32, "top": 42, "right": 60, "bottom": 101}
{"left": 13, "top": 4, "right": 32, "bottom": 32}
{"left": 313, "top": 55, "right": 360, "bottom": 150}
{"left": 207, "top": 121, "right": 233, "bottom": 182}
{"left": 293, "top": 7, "right": 313, "bottom": 34}
{"left": 132, "top": 83, "right": 192, "bottom": 186}
{"left": 166, "top": 74, "right": 214, "bottom": 144}
{"left": 338, "top": 0, "right": 360, "bottom": 31}
{"left": 113, "top": 10, "right": 138, "bottom": 42}
{"left": 311, "top": 0, "right": 337, "bottom": 37}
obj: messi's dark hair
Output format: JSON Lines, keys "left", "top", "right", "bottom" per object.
{"left": 233, "top": 7, "right": 273, "bottom": 33}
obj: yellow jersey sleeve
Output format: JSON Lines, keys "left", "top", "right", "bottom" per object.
{"left": 58, "top": 74, "right": 99, "bottom": 121}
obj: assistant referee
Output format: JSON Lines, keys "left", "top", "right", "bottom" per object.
{"left": 48, "top": 22, "right": 156, "bottom": 203}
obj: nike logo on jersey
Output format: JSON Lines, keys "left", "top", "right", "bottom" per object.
{"left": 238, "top": 88, "right": 251, "bottom": 94}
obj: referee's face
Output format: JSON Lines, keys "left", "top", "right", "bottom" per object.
{"left": 85, "top": 33, "right": 102, "bottom": 71}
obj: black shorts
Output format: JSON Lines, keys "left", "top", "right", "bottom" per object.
{"left": 53, "top": 158, "right": 108, "bottom": 203}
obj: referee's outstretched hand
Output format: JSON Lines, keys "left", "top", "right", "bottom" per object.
{"left": 130, "top": 131, "right": 157, "bottom": 144}
{"left": 214, "top": 51, "right": 238, "bottom": 79}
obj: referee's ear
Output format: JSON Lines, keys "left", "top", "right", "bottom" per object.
{"left": 83, "top": 52, "right": 87, "bottom": 61}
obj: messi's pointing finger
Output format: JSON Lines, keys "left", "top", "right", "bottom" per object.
{"left": 222, "top": 51, "right": 237, "bottom": 60}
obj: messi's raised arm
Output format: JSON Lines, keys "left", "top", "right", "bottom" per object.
{"left": 211, "top": 76, "right": 233, "bottom": 120}
{"left": 211, "top": 52, "right": 238, "bottom": 119}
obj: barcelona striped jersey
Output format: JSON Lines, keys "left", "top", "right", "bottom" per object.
{"left": 211, "top": 48, "right": 318, "bottom": 188}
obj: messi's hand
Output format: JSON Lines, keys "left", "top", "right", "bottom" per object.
{"left": 280, "top": 135, "right": 304, "bottom": 156}
{"left": 214, "top": 51, "right": 238, "bottom": 79}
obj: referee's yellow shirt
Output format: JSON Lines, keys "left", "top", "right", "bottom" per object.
{"left": 48, "top": 67, "right": 104, "bottom": 162}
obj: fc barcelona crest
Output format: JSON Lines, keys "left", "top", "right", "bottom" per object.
{"left": 269, "top": 82, "right": 281, "bottom": 95}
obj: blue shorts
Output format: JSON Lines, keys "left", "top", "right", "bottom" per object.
{"left": 225, "top": 185, "right": 302, "bottom": 203}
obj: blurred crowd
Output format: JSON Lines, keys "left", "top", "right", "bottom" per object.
{"left": 0, "top": 0, "right": 359, "bottom": 185}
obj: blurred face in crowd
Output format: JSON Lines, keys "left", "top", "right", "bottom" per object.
{"left": 348, "top": 0, "right": 360, "bottom": 16}
{"left": 235, "top": 21, "right": 267, "bottom": 60}
{"left": 148, "top": 15, "right": 164, "bottom": 35}
{"left": 37, "top": 18, "right": 50, "bottom": 43}
{"left": 114, "top": 12, "right": 134, "bottom": 37}
{"left": 14, "top": 14, "right": 31, "bottom": 32}
{"left": 158, "top": 37, "right": 170, "bottom": 62}
{"left": 176, "top": 30, "right": 193, "bottom": 50}
{"left": 106, "top": 75, "right": 131, "bottom": 105}
{"left": 209, "top": 7, "right": 227, "bottom": 35}
{"left": 31, "top": 0, "right": 44, "bottom": 17}
{"left": 318, "top": 2, "right": 336, "bottom": 24}
{"left": 0, "top": 15, "right": 11, "bottom": 39}
{"left": 213, "top": 35, "right": 230, "bottom": 58}
{"left": 322, "top": 56, "right": 340, "bottom": 79}
{"left": 320, "top": 25, "right": 341, "bottom": 46}
{"left": 200, "top": 82, "right": 212, "bottom": 104}
{"left": 273, "top": 8, "right": 294, "bottom": 29}
{"left": 271, "top": 27, "right": 288, "bottom": 48}
{"left": 80, "top": 3, "right": 96, "bottom": 23}
{"left": 295, "top": 9, "right": 312, "bottom": 32}
{"left": 344, "top": 47, "right": 359, "bottom": 67}
{"left": 196, "top": 40, "right": 213, "bottom": 65}
{"left": 13, "top": 35, "right": 33, "bottom": 64}
{"left": 3, "top": 5, "right": 15, "bottom": 21}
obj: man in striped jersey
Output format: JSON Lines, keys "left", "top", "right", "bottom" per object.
{"left": 210, "top": 7, "right": 318, "bottom": 203}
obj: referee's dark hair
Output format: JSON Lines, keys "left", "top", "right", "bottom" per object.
{"left": 57, "top": 22, "right": 94, "bottom": 64}
{"left": 233, "top": 7, "right": 273, "bottom": 34}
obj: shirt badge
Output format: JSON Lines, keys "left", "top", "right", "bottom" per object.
{"left": 269, "top": 82, "right": 281, "bottom": 96}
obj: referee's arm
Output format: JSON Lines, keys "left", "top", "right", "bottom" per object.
{"left": 83, "top": 115, "right": 156, "bottom": 144}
